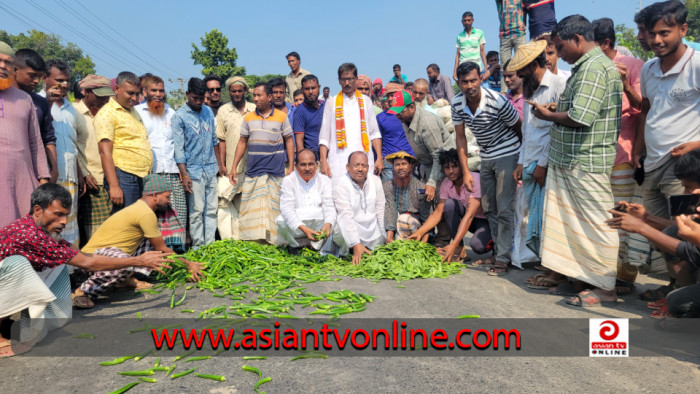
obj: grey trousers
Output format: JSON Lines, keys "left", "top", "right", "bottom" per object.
{"left": 499, "top": 35, "right": 527, "bottom": 92}
{"left": 480, "top": 153, "right": 518, "bottom": 263}
{"left": 642, "top": 157, "right": 685, "bottom": 219}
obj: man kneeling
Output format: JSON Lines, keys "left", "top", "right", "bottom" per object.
{"left": 323, "top": 152, "right": 386, "bottom": 265}
{"left": 409, "top": 149, "right": 493, "bottom": 262}
{"left": 276, "top": 149, "right": 336, "bottom": 250}
{"left": 0, "top": 183, "right": 185, "bottom": 357}
{"left": 74, "top": 174, "right": 203, "bottom": 308}
{"left": 383, "top": 151, "right": 431, "bottom": 242}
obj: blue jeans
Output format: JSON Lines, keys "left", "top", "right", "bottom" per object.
{"left": 188, "top": 171, "right": 218, "bottom": 249}
{"left": 107, "top": 167, "right": 144, "bottom": 213}
{"left": 381, "top": 160, "right": 393, "bottom": 182}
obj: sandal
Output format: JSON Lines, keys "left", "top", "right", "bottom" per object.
{"left": 647, "top": 299, "right": 666, "bottom": 310}
{"left": 72, "top": 291, "right": 95, "bottom": 309}
{"left": 566, "top": 290, "right": 617, "bottom": 308}
{"left": 533, "top": 264, "right": 547, "bottom": 271}
{"left": 525, "top": 273, "right": 545, "bottom": 284}
{"left": 114, "top": 276, "right": 154, "bottom": 291}
{"left": 615, "top": 279, "right": 636, "bottom": 295}
{"left": 549, "top": 282, "right": 583, "bottom": 296}
{"left": 468, "top": 256, "right": 496, "bottom": 268}
{"left": 526, "top": 276, "right": 565, "bottom": 290}
{"left": 650, "top": 305, "right": 671, "bottom": 319}
{"left": 638, "top": 284, "right": 674, "bottom": 301}
{"left": 487, "top": 261, "right": 509, "bottom": 276}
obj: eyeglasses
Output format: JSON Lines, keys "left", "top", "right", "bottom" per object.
{"left": 208, "top": 87, "right": 221, "bottom": 92}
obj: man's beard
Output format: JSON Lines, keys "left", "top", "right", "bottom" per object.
{"left": 39, "top": 224, "right": 63, "bottom": 242}
{"left": 148, "top": 99, "right": 165, "bottom": 115}
{"left": 522, "top": 76, "right": 541, "bottom": 100}
{"left": 0, "top": 75, "right": 14, "bottom": 91}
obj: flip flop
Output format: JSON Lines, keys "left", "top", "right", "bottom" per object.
{"left": 566, "top": 290, "right": 617, "bottom": 308}
{"left": 647, "top": 298, "right": 666, "bottom": 310}
{"left": 650, "top": 305, "right": 671, "bottom": 319}
{"left": 526, "top": 276, "right": 563, "bottom": 290}
{"left": 548, "top": 282, "right": 580, "bottom": 296}
{"left": 72, "top": 294, "right": 95, "bottom": 309}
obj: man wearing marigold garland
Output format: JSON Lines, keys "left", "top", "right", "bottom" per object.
{"left": 319, "top": 63, "right": 383, "bottom": 183}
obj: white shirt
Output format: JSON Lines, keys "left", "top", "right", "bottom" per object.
{"left": 319, "top": 93, "right": 382, "bottom": 182}
{"left": 135, "top": 103, "right": 178, "bottom": 173}
{"left": 518, "top": 70, "right": 567, "bottom": 167}
{"left": 280, "top": 171, "right": 336, "bottom": 230}
{"left": 641, "top": 48, "right": 700, "bottom": 172}
{"left": 333, "top": 174, "right": 386, "bottom": 248}
{"left": 41, "top": 95, "right": 88, "bottom": 183}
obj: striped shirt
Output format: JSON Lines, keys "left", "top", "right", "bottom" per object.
{"left": 451, "top": 87, "right": 521, "bottom": 160}
{"left": 241, "top": 108, "right": 293, "bottom": 178}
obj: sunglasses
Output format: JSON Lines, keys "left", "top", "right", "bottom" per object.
{"left": 208, "top": 87, "right": 221, "bottom": 92}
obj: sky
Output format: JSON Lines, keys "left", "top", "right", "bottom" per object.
{"left": 0, "top": 0, "right": 652, "bottom": 93}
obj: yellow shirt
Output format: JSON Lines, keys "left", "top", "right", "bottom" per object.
{"left": 73, "top": 101, "right": 104, "bottom": 185}
{"left": 215, "top": 101, "right": 256, "bottom": 175}
{"left": 93, "top": 98, "right": 153, "bottom": 178}
{"left": 82, "top": 200, "right": 161, "bottom": 255}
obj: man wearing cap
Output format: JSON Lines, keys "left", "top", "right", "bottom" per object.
{"left": 74, "top": 74, "right": 115, "bottom": 242}
{"left": 452, "top": 60, "right": 522, "bottom": 275}
{"left": 134, "top": 75, "right": 187, "bottom": 251}
{"left": 528, "top": 15, "right": 622, "bottom": 306}
{"left": 356, "top": 75, "right": 381, "bottom": 115}
{"left": 216, "top": 76, "right": 256, "bottom": 239}
{"left": 285, "top": 52, "right": 311, "bottom": 104}
{"left": 39, "top": 59, "right": 89, "bottom": 247}
{"left": 322, "top": 152, "right": 386, "bottom": 265}
{"left": 390, "top": 90, "right": 454, "bottom": 202}
{"left": 507, "top": 40, "right": 566, "bottom": 287}
{"left": 383, "top": 152, "right": 431, "bottom": 243}
{"left": 293, "top": 74, "right": 325, "bottom": 161}
{"left": 173, "top": 78, "right": 222, "bottom": 249}
{"left": 371, "top": 78, "right": 383, "bottom": 105}
{"left": 13, "top": 49, "right": 59, "bottom": 184}
{"left": 74, "top": 174, "right": 204, "bottom": 308}
{"left": 0, "top": 41, "right": 51, "bottom": 229}
{"left": 427, "top": 64, "right": 455, "bottom": 103}
{"left": 0, "top": 183, "right": 179, "bottom": 356}
{"left": 276, "top": 149, "right": 335, "bottom": 250}
{"left": 319, "top": 62, "right": 383, "bottom": 182}
{"left": 94, "top": 71, "right": 153, "bottom": 212}
{"left": 376, "top": 83, "right": 415, "bottom": 182}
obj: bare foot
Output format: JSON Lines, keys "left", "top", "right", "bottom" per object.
{"left": 114, "top": 275, "right": 153, "bottom": 291}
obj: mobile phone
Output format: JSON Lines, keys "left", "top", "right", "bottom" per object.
{"left": 668, "top": 194, "right": 700, "bottom": 217}
{"left": 418, "top": 189, "right": 425, "bottom": 194}
{"left": 612, "top": 204, "right": 627, "bottom": 213}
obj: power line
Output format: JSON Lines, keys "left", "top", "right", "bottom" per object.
{"left": 54, "top": 0, "right": 176, "bottom": 80}
{"left": 73, "top": 0, "right": 182, "bottom": 77}
{"left": 0, "top": 1, "right": 123, "bottom": 74}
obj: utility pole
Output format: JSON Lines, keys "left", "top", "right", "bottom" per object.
{"left": 168, "top": 78, "right": 186, "bottom": 108}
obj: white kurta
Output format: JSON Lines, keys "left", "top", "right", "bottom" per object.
{"left": 135, "top": 103, "right": 178, "bottom": 174}
{"left": 276, "top": 171, "right": 336, "bottom": 248}
{"left": 324, "top": 174, "right": 386, "bottom": 256}
{"left": 318, "top": 93, "right": 382, "bottom": 183}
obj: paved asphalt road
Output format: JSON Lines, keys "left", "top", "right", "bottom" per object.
{"left": 2, "top": 258, "right": 699, "bottom": 393}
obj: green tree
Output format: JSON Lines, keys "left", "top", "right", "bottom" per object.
{"left": 191, "top": 29, "right": 245, "bottom": 81}
{"left": 687, "top": 0, "right": 699, "bottom": 41}
{"left": 167, "top": 89, "right": 185, "bottom": 110}
{"left": 0, "top": 29, "right": 95, "bottom": 84}
{"left": 615, "top": 24, "right": 652, "bottom": 61}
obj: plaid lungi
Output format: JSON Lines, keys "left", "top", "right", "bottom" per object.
{"left": 79, "top": 185, "right": 111, "bottom": 242}
{"left": 396, "top": 213, "right": 421, "bottom": 240}
{"left": 541, "top": 165, "right": 619, "bottom": 291}
{"left": 239, "top": 174, "right": 282, "bottom": 244}
{"left": 79, "top": 241, "right": 154, "bottom": 299}
{"left": 58, "top": 180, "right": 79, "bottom": 246}
{"left": 157, "top": 173, "right": 187, "bottom": 252}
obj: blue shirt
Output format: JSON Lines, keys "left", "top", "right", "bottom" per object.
{"left": 172, "top": 104, "right": 219, "bottom": 180}
{"left": 376, "top": 110, "right": 414, "bottom": 157}
{"left": 482, "top": 72, "right": 501, "bottom": 91}
{"left": 389, "top": 74, "right": 408, "bottom": 84}
{"left": 293, "top": 100, "right": 325, "bottom": 158}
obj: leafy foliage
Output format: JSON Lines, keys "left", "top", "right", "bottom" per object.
{"left": 0, "top": 29, "right": 96, "bottom": 85}
{"left": 190, "top": 29, "right": 245, "bottom": 81}
{"left": 615, "top": 24, "right": 652, "bottom": 61}
{"left": 688, "top": 0, "right": 699, "bottom": 42}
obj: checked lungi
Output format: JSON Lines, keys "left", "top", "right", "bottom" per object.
{"left": 541, "top": 165, "right": 619, "bottom": 291}
{"left": 79, "top": 185, "right": 111, "bottom": 245}
{"left": 158, "top": 173, "right": 187, "bottom": 252}
{"left": 396, "top": 213, "right": 422, "bottom": 240}
{"left": 79, "top": 241, "right": 153, "bottom": 299}
{"left": 239, "top": 174, "right": 282, "bottom": 244}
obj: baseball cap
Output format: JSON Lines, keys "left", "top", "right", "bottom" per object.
{"left": 387, "top": 90, "right": 414, "bottom": 115}
{"left": 79, "top": 74, "right": 116, "bottom": 97}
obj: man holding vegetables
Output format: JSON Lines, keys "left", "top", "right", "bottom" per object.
{"left": 0, "top": 183, "right": 178, "bottom": 357}
{"left": 323, "top": 151, "right": 386, "bottom": 265}
{"left": 276, "top": 149, "right": 336, "bottom": 250}
{"left": 73, "top": 174, "right": 203, "bottom": 309}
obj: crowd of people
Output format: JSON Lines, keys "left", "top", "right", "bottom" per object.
{"left": 1, "top": 0, "right": 700, "bottom": 357}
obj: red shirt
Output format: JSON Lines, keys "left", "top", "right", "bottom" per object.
{"left": 0, "top": 215, "right": 78, "bottom": 271}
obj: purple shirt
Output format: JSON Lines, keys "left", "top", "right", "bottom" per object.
{"left": 506, "top": 91, "right": 524, "bottom": 120}
{"left": 439, "top": 171, "right": 486, "bottom": 219}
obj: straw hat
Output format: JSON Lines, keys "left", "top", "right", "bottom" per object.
{"left": 507, "top": 40, "right": 548, "bottom": 72}
{"left": 385, "top": 150, "right": 418, "bottom": 163}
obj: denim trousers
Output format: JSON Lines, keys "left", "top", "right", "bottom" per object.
{"left": 188, "top": 171, "right": 218, "bottom": 248}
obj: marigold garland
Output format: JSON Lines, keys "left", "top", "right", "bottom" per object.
{"left": 335, "top": 90, "right": 369, "bottom": 152}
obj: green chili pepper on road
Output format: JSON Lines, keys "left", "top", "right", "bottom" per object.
{"left": 254, "top": 377, "right": 271, "bottom": 392}
{"left": 171, "top": 367, "right": 197, "bottom": 379}
{"left": 194, "top": 373, "right": 226, "bottom": 382}
{"left": 107, "top": 381, "right": 140, "bottom": 394}
{"left": 242, "top": 365, "right": 262, "bottom": 378}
